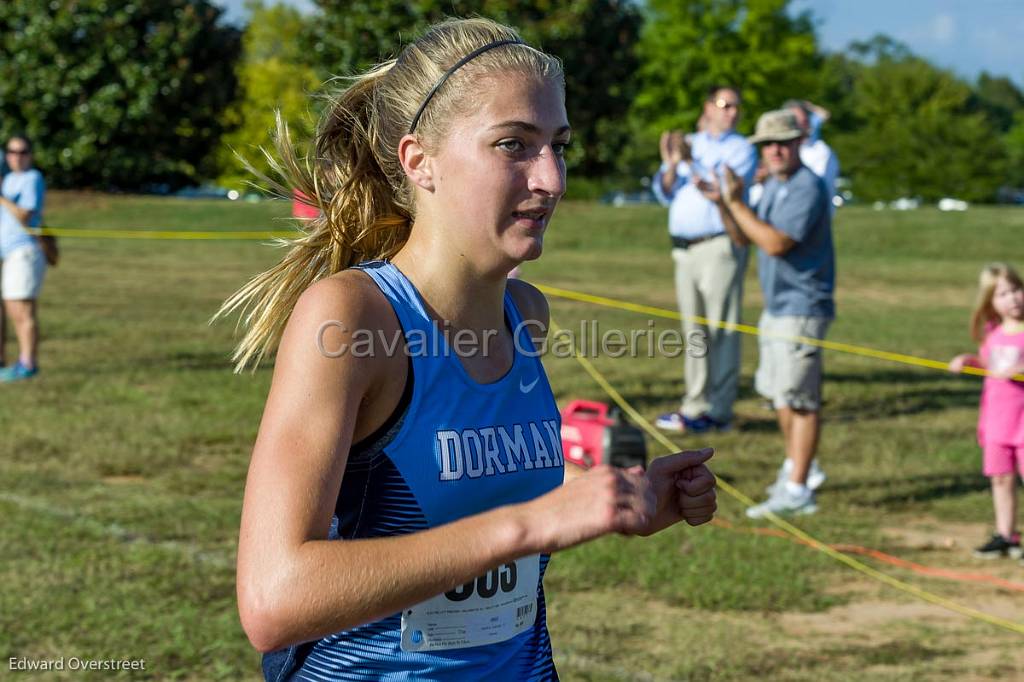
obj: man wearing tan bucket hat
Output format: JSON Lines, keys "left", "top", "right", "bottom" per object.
{"left": 699, "top": 109, "right": 836, "bottom": 517}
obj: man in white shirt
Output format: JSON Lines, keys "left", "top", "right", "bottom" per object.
{"left": 652, "top": 86, "right": 758, "bottom": 434}
{"left": 785, "top": 100, "right": 839, "bottom": 210}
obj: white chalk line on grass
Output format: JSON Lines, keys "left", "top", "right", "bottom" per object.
{"left": 0, "top": 492, "right": 234, "bottom": 570}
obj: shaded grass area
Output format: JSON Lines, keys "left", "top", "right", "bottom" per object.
{"left": 1, "top": 194, "right": 1022, "bottom": 679}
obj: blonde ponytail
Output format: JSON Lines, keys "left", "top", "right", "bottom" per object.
{"left": 216, "top": 17, "right": 563, "bottom": 371}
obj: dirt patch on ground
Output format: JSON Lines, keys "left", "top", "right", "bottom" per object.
{"left": 780, "top": 597, "right": 963, "bottom": 638}
{"left": 881, "top": 519, "right": 986, "bottom": 552}
{"left": 552, "top": 584, "right": 1024, "bottom": 680}
{"left": 879, "top": 518, "right": 1024, "bottom": 586}
{"left": 768, "top": 516, "right": 1024, "bottom": 678}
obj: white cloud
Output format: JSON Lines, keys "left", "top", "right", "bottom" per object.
{"left": 899, "top": 11, "right": 957, "bottom": 47}
{"left": 928, "top": 13, "right": 956, "bottom": 44}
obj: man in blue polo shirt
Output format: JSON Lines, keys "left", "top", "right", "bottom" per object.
{"left": 700, "top": 109, "right": 835, "bottom": 517}
{"left": 652, "top": 85, "right": 758, "bottom": 434}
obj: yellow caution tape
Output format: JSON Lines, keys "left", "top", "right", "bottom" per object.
{"left": 538, "top": 283, "right": 1020, "bottom": 382}
{"left": 36, "top": 223, "right": 1024, "bottom": 632}
{"left": 39, "top": 227, "right": 293, "bottom": 240}
{"left": 40, "top": 225, "right": 1016, "bottom": 380}
{"left": 550, "top": 316, "right": 1024, "bottom": 636}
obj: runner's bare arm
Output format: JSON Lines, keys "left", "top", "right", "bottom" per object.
{"left": 237, "top": 275, "right": 659, "bottom": 652}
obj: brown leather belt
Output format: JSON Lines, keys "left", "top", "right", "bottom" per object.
{"left": 671, "top": 234, "right": 723, "bottom": 249}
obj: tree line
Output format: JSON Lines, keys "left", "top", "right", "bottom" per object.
{"left": 1, "top": 0, "right": 1021, "bottom": 202}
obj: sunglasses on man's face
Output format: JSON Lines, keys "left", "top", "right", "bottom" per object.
{"left": 714, "top": 99, "right": 740, "bottom": 110}
{"left": 6, "top": 149, "right": 29, "bottom": 155}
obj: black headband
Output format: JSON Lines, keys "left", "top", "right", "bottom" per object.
{"left": 408, "top": 39, "right": 525, "bottom": 134}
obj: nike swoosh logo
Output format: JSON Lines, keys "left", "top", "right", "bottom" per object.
{"left": 519, "top": 376, "right": 539, "bottom": 393}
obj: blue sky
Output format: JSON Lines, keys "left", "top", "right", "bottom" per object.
{"left": 791, "top": 0, "right": 1024, "bottom": 85}
{"left": 214, "top": 0, "right": 1024, "bottom": 86}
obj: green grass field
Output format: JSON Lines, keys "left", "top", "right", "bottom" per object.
{"left": 1, "top": 192, "right": 1023, "bottom": 680}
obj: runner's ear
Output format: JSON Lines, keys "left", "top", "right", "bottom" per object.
{"left": 398, "top": 134, "right": 434, "bottom": 192}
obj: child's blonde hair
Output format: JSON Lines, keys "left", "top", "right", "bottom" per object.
{"left": 971, "top": 263, "right": 1024, "bottom": 342}
{"left": 216, "top": 17, "right": 563, "bottom": 371}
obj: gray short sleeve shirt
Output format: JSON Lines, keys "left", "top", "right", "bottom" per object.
{"left": 756, "top": 166, "right": 835, "bottom": 318}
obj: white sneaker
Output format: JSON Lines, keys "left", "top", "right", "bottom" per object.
{"left": 766, "top": 459, "right": 826, "bottom": 493}
{"left": 746, "top": 485, "right": 818, "bottom": 519}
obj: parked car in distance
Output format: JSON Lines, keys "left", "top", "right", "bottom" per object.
{"left": 600, "top": 189, "right": 658, "bottom": 207}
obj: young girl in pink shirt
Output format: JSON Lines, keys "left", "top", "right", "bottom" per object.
{"left": 949, "top": 263, "right": 1024, "bottom": 560}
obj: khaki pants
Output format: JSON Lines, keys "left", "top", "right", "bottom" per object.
{"left": 754, "top": 312, "right": 830, "bottom": 411}
{"left": 672, "top": 237, "right": 747, "bottom": 422}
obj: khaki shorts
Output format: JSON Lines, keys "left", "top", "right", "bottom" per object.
{"left": 755, "top": 312, "right": 830, "bottom": 411}
{"left": 1, "top": 243, "right": 47, "bottom": 300}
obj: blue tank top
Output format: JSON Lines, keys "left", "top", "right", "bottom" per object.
{"left": 264, "top": 261, "right": 564, "bottom": 681}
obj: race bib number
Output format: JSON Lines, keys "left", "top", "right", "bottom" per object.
{"left": 400, "top": 554, "right": 540, "bottom": 652}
